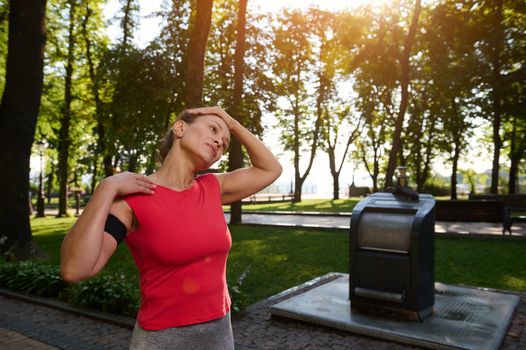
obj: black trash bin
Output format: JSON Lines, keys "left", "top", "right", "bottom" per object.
{"left": 349, "top": 192, "right": 436, "bottom": 321}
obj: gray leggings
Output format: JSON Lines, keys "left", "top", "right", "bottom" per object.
{"left": 129, "top": 313, "right": 234, "bottom": 350}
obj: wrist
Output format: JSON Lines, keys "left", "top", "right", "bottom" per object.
{"left": 229, "top": 118, "right": 243, "bottom": 134}
{"left": 97, "top": 178, "right": 118, "bottom": 198}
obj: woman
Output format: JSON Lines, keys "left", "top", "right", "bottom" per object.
{"left": 60, "top": 106, "right": 282, "bottom": 349}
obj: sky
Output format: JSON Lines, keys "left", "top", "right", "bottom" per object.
{"left": 43, "top": 0, "right": 491, "bottom": 197}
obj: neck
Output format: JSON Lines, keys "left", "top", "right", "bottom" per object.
{"left": 151, "top": 154, "right": 197, "bottom": 189}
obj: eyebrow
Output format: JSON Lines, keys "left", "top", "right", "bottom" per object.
{"left": 211, "top": 120, "right": 225, "bottom": 133}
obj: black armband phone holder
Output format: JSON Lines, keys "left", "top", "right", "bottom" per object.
{"left": 104, "top": 213, "right": 127, "bottom": 245}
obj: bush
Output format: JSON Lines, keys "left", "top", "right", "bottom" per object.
{"left": 0, "top": 261, "right": 68, "bottom": 298}
{"left": 66, "top": 273, "right": 139, "bottom": 317}
{"left": 0, "top": 260, "right": 139, "bottom": 317}
{"left": 422, "top": 183, "right": 450, "bottom": 196}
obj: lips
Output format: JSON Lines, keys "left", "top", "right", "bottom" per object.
{"left": 207, "top": 144, "right": 217, "bottom": 158}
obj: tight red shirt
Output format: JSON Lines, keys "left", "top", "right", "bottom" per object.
{"left": 122, "top": 173, "right": 232, "bottom": 330}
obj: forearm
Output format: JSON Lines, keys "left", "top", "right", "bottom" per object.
{"left": 60, "top": 180, "right": 116, "bottom": 281}
{"left": 230, "top": 120, "right": 282, "bottom": 175}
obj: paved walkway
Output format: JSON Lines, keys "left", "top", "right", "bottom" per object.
{"left": 41, "top": 208, "right": 526, "bottom": 237}
{"left": 0, "top": 280, "right": 525, "bottom": 350}
{"left": 224, "top": 212, "right": 526, "bottom": 237}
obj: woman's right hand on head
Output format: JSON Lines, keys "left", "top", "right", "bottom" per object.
{"left": 100, "top": 172, "right": 157, "bottom": 197}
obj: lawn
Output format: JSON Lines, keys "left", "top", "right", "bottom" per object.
{"left": 224, "top": 195, "right": 471, "bottom": 213}
{"left": 227, "top": 198, "right": 360, "bottom": 212}
{"left": 26, "top": 216, "right": 526, "bottom": 314}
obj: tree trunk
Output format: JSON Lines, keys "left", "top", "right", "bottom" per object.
{"left": 490, "top": 0, "right": 504, "bottom": 194}
{"left": 384, "top": 0, "right": 421, "bottom": 188}
{"left": 508, "top": 119, "right": 525, "bottom": 194}
{"left": 82, "top": 4, "right": 106, "bottom": 192}
{"left": 46, "top": 161, "right": 54, "bottom": 204}
{"left": 185, "top": 0, "right": 213, "bottom": 108}
{"left": 56, "top": 0, "right": 76, "bottom": 217}
{"left": 90, "top": 155, "right": 98, "bottom": 195}
{"left": 127, "top": 151, "right": 138, "bottom": 172}
{"left": 328, "top": 149, "right": 339, "bottom": 199}
{"left": 0, "top": 0, "right": 47, "bottom": 256}
{"left": 329, "top": 127, "right": 360, "bottom": 200}
{"left": 450, "top": 141, "right": 460, "bottom": 200}
{"left": 121, "top": 0, "right": 136, "bottom": 52}
{"left": 228, "top": 0, "right": 247, "bottom": 224}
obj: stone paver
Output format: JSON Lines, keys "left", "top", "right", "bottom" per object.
{"left": 0, "top": 295, "right": 132, "bottom": 350}
{"left": 0, "top": 327, "right": 59, "bottom": 350}
{"left": 0, "top": 280, "right": 524, "bottom": 350}
{"left": 232, "top": 275, "right": 526, "bottom": 350}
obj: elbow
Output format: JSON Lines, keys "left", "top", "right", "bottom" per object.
{"left": 274, "top": 162, "right": 283, "bottom": 180}
{"left": 60, "top": 264, "right": 89, "bottom": 284}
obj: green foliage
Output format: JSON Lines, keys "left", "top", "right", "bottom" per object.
{"left": 0, "top": 261, "right": 68, "bottom": 298}
{"left": 233, "top": 198, "right": 360, "bottom": 213}
{"left": 0, "top": 258, "right": 139, "bottom": 317}
{"left": 66, "top": 272, "right": 139, "bottom": 316}
{"left": 24, "top": 0, "right": 525, "bottom": 198}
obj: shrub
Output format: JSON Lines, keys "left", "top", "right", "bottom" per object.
{"left": 0, "top": 261, "right": 69, "bottom": 298}
{"left": 422, "top": 183, "right": 450, "bottom": 196}
{"left": 64, "top": 273, "right": 139, "bottom": 317}
{"left": 0, "top": 260, "right": 139, "bottom": 317}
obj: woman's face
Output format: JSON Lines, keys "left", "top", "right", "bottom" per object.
{"left": 176, "top": 114, "right": 231, "bottom": 169}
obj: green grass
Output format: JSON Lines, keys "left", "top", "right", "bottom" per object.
{"left": 225, "top": 198, "right": 361, "bottom": 212}
{"left": 26, "top": 216, "right": 526, "bottom": 314}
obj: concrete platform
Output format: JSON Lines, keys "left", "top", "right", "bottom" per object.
{"left": 270, "top": 274, "right": 520, "bottom": 350}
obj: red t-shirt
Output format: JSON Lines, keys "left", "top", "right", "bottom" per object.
{"left": 122, "top": 173, "right": 232, "bottom": 330}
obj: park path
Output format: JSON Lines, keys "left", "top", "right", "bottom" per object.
{"left": 43, "top": 208, "right": 526, "bottom": 237}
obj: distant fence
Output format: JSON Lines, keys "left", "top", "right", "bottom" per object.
{"left": 242, "top": 193, "right": 294, "bottom": 205}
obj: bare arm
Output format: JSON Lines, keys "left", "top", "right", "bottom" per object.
{"left": 60, "top": 172, "right": 156, "bottom": 283}
{"left": 190, "top": 106, "right": 282, "bottom": 204}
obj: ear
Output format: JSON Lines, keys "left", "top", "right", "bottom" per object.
{"left": 172, "top": 120, "right": 185, "bottom": 138}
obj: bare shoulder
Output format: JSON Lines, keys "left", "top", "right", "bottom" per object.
{"left": 212, "top": 173, "right": 226, "bottom": 190}
{"left": 108, "top": 198, "right": 137, "bottom": 232}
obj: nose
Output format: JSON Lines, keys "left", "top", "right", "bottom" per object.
{"left": 213, "top": 138, "right": 221, "bottom": 149}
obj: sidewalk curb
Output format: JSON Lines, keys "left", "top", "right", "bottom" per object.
{"left": 437, "top": 232, "right": 526, "bottom": 240}
{"left": 0, "top": 287, "right": 135, "bottom": 330}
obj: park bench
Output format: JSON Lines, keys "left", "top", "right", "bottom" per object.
{"left": 468, "top": 194, "right": 526, "bottom": 222}
{"left": 242, "top": 193, "right": 294, "bottom": 205}
{"left": 435, "top": 199, "right": 504, "bottom": 222}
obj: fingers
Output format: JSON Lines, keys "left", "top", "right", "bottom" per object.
{"left": 188, "top": 106, "right": 227, "bottom": 117}
{"left": 121, "top": 172, "right": 156, "bottom": 195}
{"left": 134, "top": 175, "right": 156, "bottom": 194}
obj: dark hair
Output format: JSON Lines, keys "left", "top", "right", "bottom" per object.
{"left": 156, "top": 110, "right": 199, "bottom": 164}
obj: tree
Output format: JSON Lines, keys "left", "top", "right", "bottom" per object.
{"left": 56, "top": 0, "right": 77, "bottom": 217}
{"left": 270, "top": 9, "right": 318, "bottom": 202}
{"left": 384, "top": 0, "right": 422, "bottom": 188}
{"left": 350, "top": 8, "right": 399, "bottom": 191}
{"left": 80, "top": 0, "right": 109, "bottom": 191}
{"left": 227, "top": 0, "right": 247, "bottom": 224}
{"left": 471, "top": 0, "right": 525, "bottom": 193}
{"left": 313, "top": 9, "right": 363, "bottom": 199}
{"left": 0, "top": 0, "right": 47, "bottom": 256}
{"left": 410, "top": 1, "right": 478, "bottom": 196}
{"left": 186, "top": 0, "right": 213, "bottom": 107}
